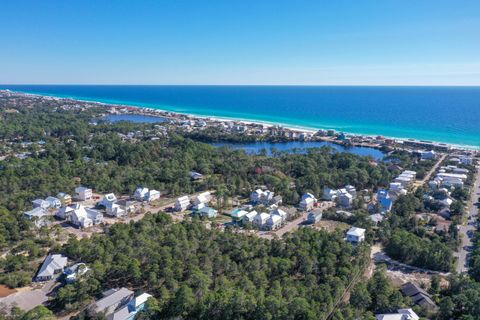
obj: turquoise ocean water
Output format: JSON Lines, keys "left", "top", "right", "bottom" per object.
{"left": 1, "top": 85, "right": 479, "bottom": 148}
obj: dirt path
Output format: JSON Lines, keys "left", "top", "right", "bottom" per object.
{"left": 414, "top": 153, "right": 447, "bottom": 189}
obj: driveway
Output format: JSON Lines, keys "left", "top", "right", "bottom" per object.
{"left": 0, "top": 280, "right": 57, "bottom": 313}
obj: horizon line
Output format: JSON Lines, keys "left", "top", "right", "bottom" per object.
{"left": 2, "top": 83, "right": 480, "bottom": 87}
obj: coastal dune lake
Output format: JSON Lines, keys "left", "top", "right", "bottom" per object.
{"left": 211, "top": 141, "right": 385, "bottom": 160}
{"left": 2, "top": 85, "right": 480, "bottom": 148}
{"left": 103, "top": 114, "right": 386, "bottom": 159}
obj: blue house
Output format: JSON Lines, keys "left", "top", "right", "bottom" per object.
{"left": 377, "top": 189, "right": 393, "bottom": 213}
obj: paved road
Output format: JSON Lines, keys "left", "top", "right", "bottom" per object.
{"left": 456, "top": 164, "right": 480, "bottom": 273}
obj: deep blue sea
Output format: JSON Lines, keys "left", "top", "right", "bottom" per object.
{"left": 1, "top": 85, "right": 479, "bottom": 148}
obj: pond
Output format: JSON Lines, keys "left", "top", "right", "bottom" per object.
{"left": 210, "top": 141, "right": 385, "bottom": 160}
{"left": 103, "top": 114, "right": 168, "bottom": 123}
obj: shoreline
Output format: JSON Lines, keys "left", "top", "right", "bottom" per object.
{"left": 3, "top": 89, "right": 479, "bottom": 151}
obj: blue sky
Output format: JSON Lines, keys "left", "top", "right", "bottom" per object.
{"left": 1, "top": 0, "right": 479, "bottom": 85}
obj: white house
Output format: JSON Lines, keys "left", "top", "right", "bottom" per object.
{"left": 24, "top": 207, "right": 48, "bottom": 227}
{"left": 134, "top": 187, "right": 149, "bottom": 201}
{"left": 265, "top": 214, "right": 282, "bottom": 230}
{"left": 45, "top": 196, "right": 62, "bottom": 209}
{"left": 99, "top": 193, "right": 118, "bottom": 207}
{"left": 194, "top": 192, "right": 211, "bottom": 205}
{"left": 346, "top": 227, "right": 366, "bottom": 244}
{"left": 32, "top": 199, "right": 50, "bottom": 210}
{"left": 105, "top": 202, "right": 126, "bottom": 218}
{"left": 299, "top": 197, "right": 314, "bottom": 211}
{"left": 75, "top": 186, "right": 92, "bottom": 201}
{"left": 395, "top": 176, "right": 413, "bottom": 188}
{"left": 370, "top": 213, "right": 384, "bottom": 225}
{"left": 35, "top": 254, "right": 68, "bottom": 281}
{"left": 253, "top": 212, "right": 270, "bottom": 228}
{"left": 389, "top": 182, "right": 403, "bottom": 192}
{"left": 376, "top": 308, "right": 419, "bottom": 320}
{"left": 271, "top": 208, "right": 288, "bottom": 222}
{"left": 59, "top": 204, "right": 103, "bottom": 228}
{"left": 242, "top": 210, "right": 258, "bottom": 224}
{"left": 250, "top": 189, "right": 273, "bottom": 205}
{"left": 299, "top": 193, "right": 316, "bottom": 211}
{"left": 145, "top": 189, "right": 160, "bottom": 202}
{"left": 175, "top": 196, "right": 190, "bottom": 212}
{"left": 64, "top": 263, "right": 90, "bottom": 283}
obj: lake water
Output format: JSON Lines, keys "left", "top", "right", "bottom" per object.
{"left": 104, "top": 114, "right": 168, "bottom": 123}
{"left": 211, "top": 141, "right": 385, "bottom": 160}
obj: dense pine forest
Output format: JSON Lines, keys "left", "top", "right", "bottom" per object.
{"left": 0, "top": 94, "right": 479, "bottom": 320}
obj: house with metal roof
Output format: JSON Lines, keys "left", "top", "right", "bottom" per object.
{"left": 89, "top": 288, "right": 134, "bottom": 317}
{"left": 35, "top": 254, "right": 68, "bottom": 281}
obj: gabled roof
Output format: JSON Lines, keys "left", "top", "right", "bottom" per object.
{"left": 135, "top": 187, "right": 149, "bottom": 195}
{"left": 370, "top": 213, "right": 384, "bottom": 224}
{"left": 401, "top": 282, "right": 428, "bottom": 297}
{"left": 266, "top": 214, "right": 282, "bottom": 224}
{"left": 231, "top": 210, "right": 248, "bottom": 218}
{"left": 37, "top": 254, "right": 67, "bottom": 278}
{"left": 255, "top": 212, "right": 270, "bottom": 221}
{"left": 244, "top": 210, "right": 257, "bottom": 219}
{"left": 92, "top": 287, "right": 134, "bottom": 314}
{"left": 45, "top": 196, "right": 60, "bottom": 203}
{"left": 300, "top": 197, "right": 314, "bottom": 204}
{"left": 347, "top": 227, "right": 365, "bottom": 237}
{"left": 177, "top": 195, "right": 190, "bottom": 202}
{"left": 128, "top": 293, "right": 152, "bottom": 309}
{"left": 25, "top": 207, "right": 47, "bottom": 219}
{"left": 301, "top": 193, "right": 315, "bottom": 200}
{"left": 272, "top": 208, "right": 287, "bottom": 217}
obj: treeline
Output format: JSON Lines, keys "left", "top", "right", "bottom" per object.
{"left": 0, "top": 98, "right": 394, "bottom": 252}
{"left": 49, "top": 213, "right": 369, "bottom": 319}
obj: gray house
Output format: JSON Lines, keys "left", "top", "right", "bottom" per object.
{"left": 307, "top": 211, "right": 322, "bottom": 224}
{"left": 89, "top": 287, "right": 134, "bottom": 317}
{"left": 35, "top": 254, "right": 68, "bottom": 281}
